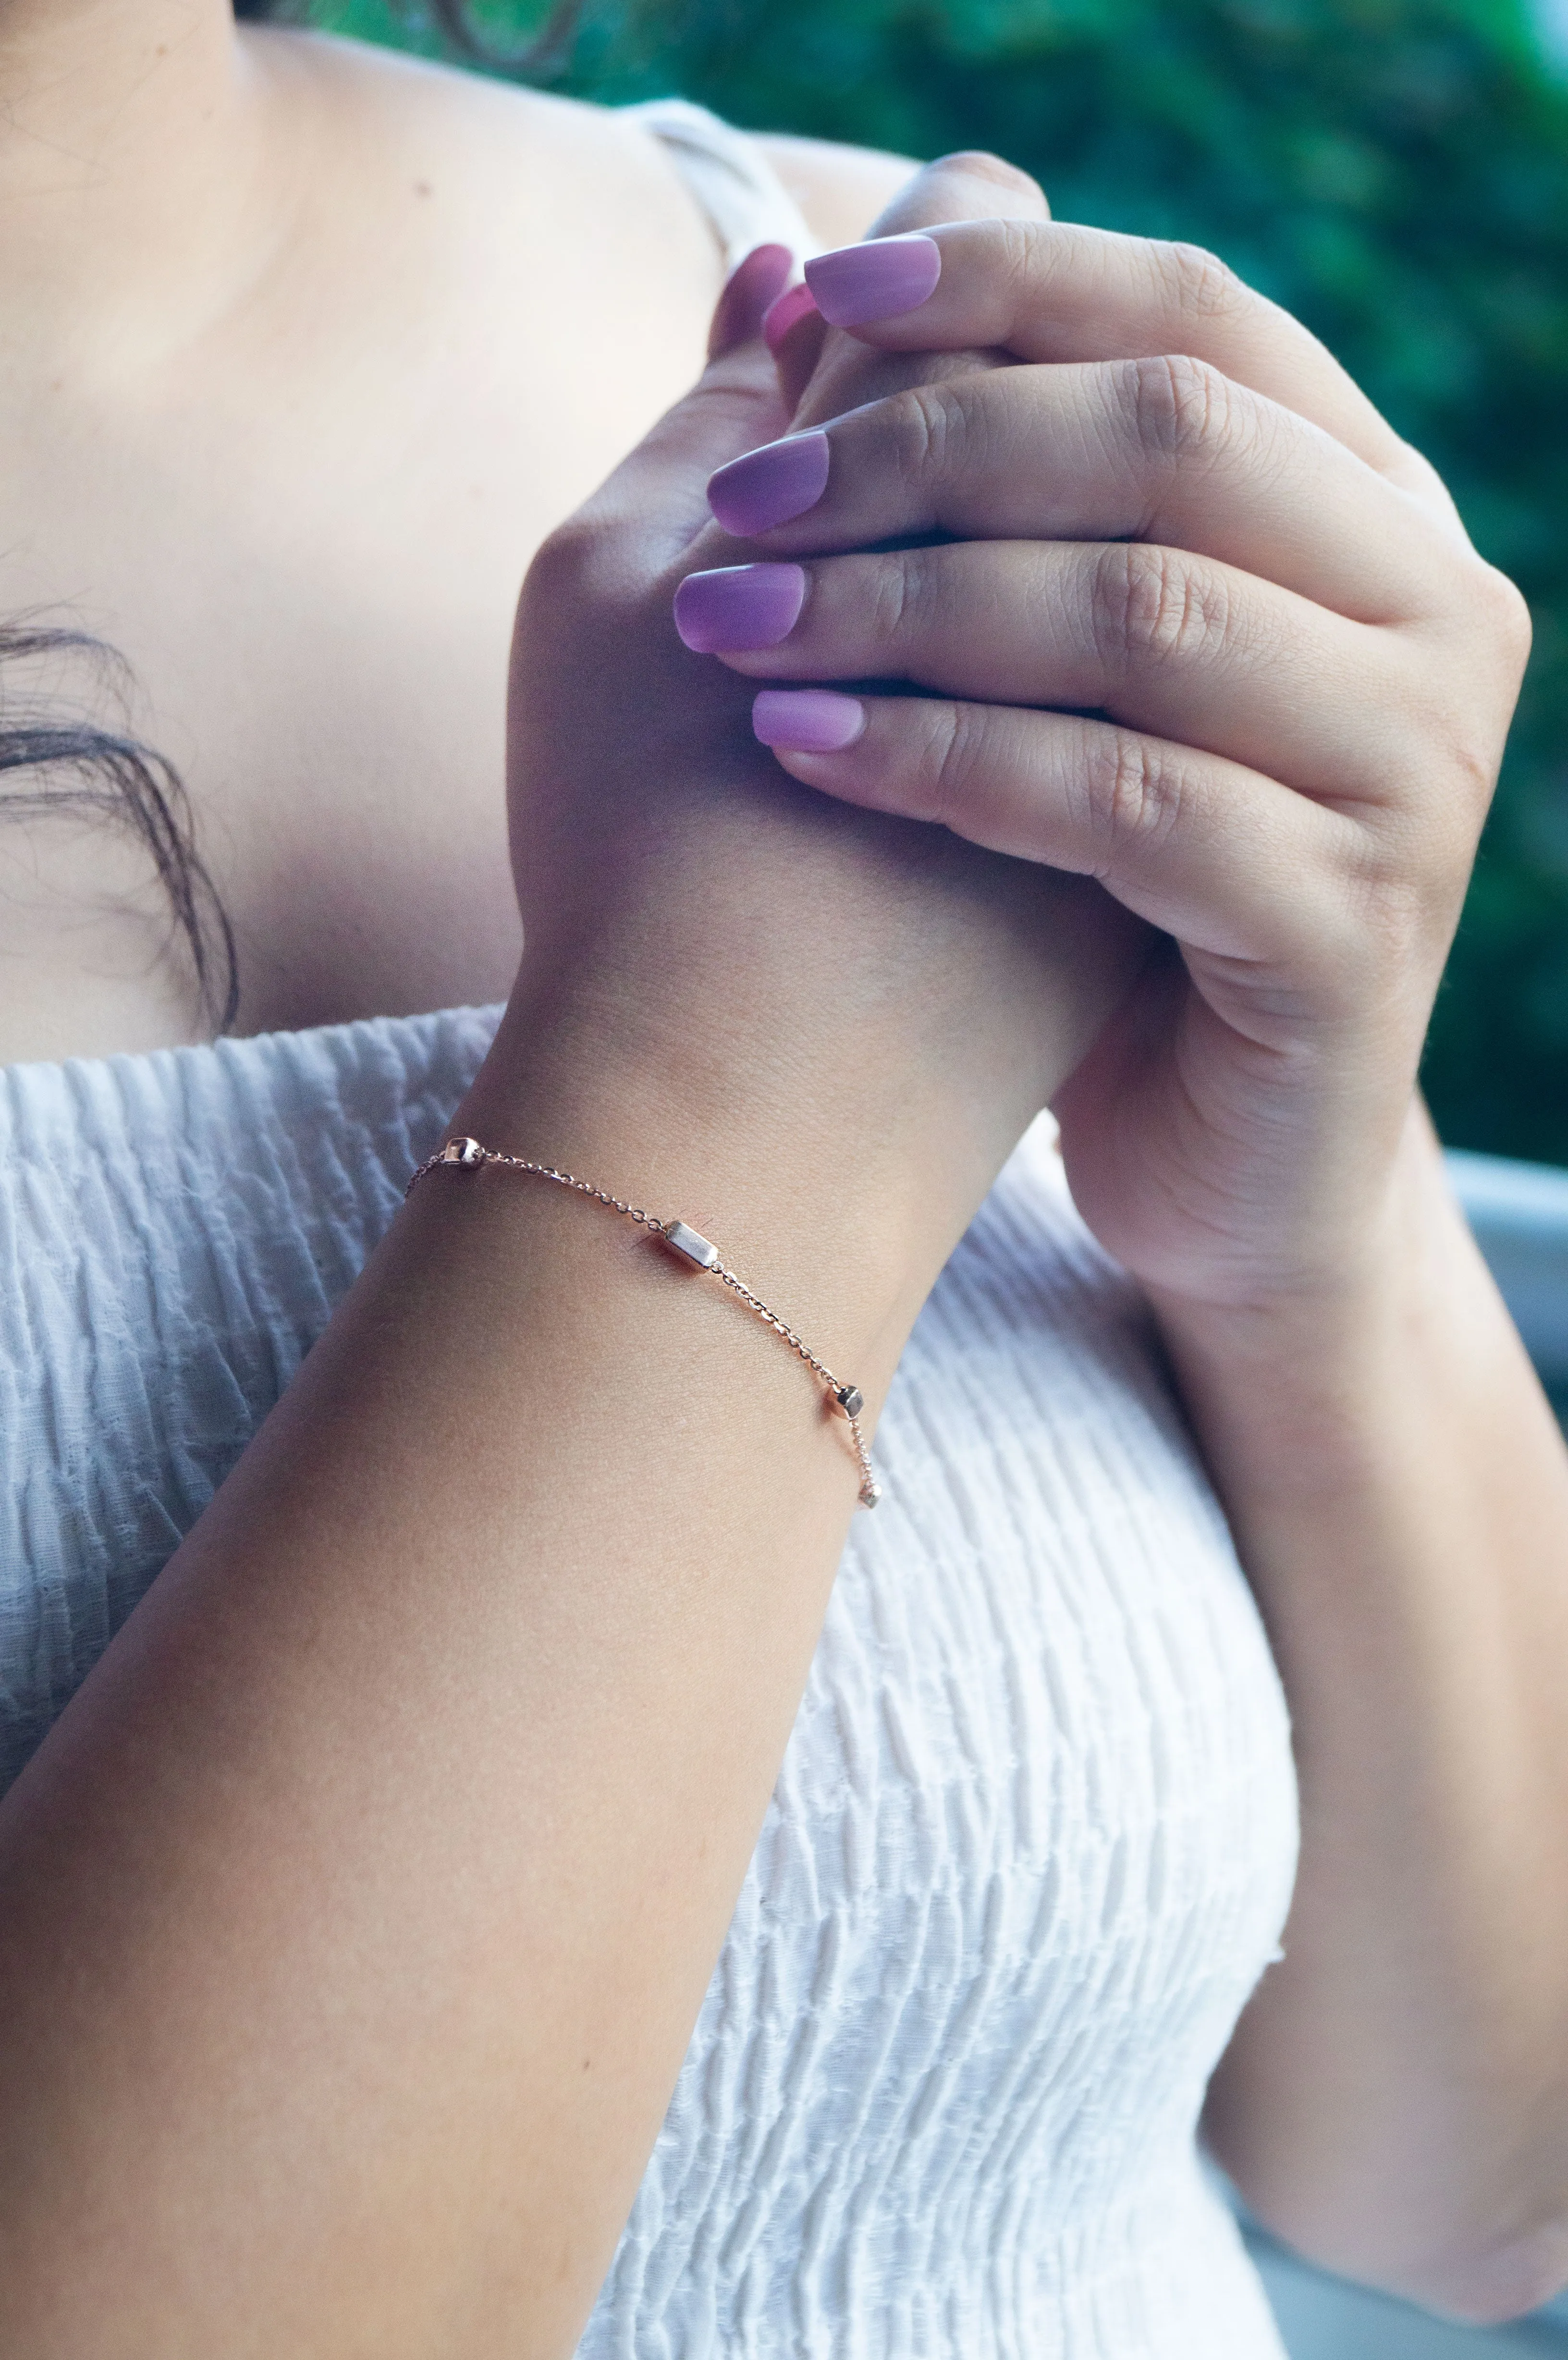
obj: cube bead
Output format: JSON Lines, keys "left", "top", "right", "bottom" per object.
{"left": 664, "top": 1220, "right": 721, "bottom": 1272}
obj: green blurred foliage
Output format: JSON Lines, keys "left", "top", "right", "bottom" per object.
{"left": 323, "top": 0, "right": 1568, "bottom": 1161}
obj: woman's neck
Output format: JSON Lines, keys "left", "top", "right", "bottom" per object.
{"left": 0, "top": 0, "right": 287, "bottom": 379}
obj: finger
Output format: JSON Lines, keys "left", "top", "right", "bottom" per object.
{"left": 780, "top": 150, "right": 1048, "bottom": 422}
{"left": 706, "top": 357, "right": 1463, "bottom": 623}
{"left": 751, "top": 688, "right": 1359, "bottom": 983}
{"left": 709, "top": 243, "right": 794, "bottom": 359}
{"left": 676, "top": 540, "right": 1418, "bottom": 806}
{"left": 584, "top": 259, "right": 793, "bottom": 563}
{"left": 864, "top": 148, "right": 1051, "bottom": 236}
{"left": 803, "top": 216, "right": 1434, "bottom": 502}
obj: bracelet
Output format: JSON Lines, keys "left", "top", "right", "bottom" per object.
{"left": 405, "top": 1136, "right": 881, "bottom": 1509}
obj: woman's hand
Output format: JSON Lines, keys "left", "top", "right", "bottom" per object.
{"left": 492, "top": 232, "right": 1148, "bottom": 1296}
{"left": 674, "top": 188, "right": 1568, "bottom": 2326}
{"left": 676, "top": 203, "right": 1532, "bottom": 1322}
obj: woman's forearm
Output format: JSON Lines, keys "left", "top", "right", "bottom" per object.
{"left": 1177, "top": 1108, "right": 1568, "bottom": 2323}
{"left": 0, "top": 1008, "right": 952, "bottom": 2360}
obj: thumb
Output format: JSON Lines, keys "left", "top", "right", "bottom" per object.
{"left": 583, "top": 245, "right": 794, "bottom": 565}
{"left": 863, "top": 149, "right": 1051, "bottom": 239}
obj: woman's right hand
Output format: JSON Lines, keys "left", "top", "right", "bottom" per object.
{"left": 485, "top": 237, "right": 1150, "bottom": 1315}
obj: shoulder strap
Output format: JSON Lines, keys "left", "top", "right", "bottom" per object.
{"left": 625, "top": 98, "right": 819, "bottom": 272}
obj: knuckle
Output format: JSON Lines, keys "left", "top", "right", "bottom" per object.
{"left": 526, "top": 513, "right": 599, "bottom": 592}
{"left": 922, "top": 700, "right": 987, "bottom": 820}
{"left": 1477, "top": 562, "right": 1533, "bottom": 668}
{"left": 1122, "top": 351, "right": 1237, "bottom": 468}
{"left": 927, "top": 148, "right": 1046, "bottom": 208}
{"left": 519, "top": 513, "right": 613, "bottom": 621}
{"left": 1078, "top": 727, "right": 1187, "bottom": 865}
{"left": 869, "top": 548, "right": 923, "bottom": 644}
{"left": 991, "top": 214, "right": 1047, "bottom": 303}
{"left": 889, "top": 379, "right": 972, "bottom": 488}
{"left": 1430, "top": 708, "right": 1503, "bottom": 828}
{"left": 1336, "top": 810, "right": 1467, "bottom": 975}
{"left": 1340, "top": 853, "right": 1448, "bottom": 984}
{"left": 1089, "top": 543, "right": 1232, "bottom": 673}
{"left": 1157, "top": 239, "right": 1249, "bottom": 323}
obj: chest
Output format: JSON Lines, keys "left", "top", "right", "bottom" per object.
{"left": 0, "top": 139, "right": 718, "bottom": 1054}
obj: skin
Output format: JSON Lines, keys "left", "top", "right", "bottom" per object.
{"left": 1, "top": 2, "right": 1566, "bottom": 2345}
{"left": 0, "top": 0, "right": 909, "bottom": 1056}
{"left": 696, "top": 195, "right": 1568, "bottom": 2319}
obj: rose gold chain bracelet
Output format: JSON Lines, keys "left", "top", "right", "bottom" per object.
{"left": 406, "top": 1136, "right": 881, "bottom": 1509}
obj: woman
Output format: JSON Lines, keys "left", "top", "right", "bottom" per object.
{"left": 0, "top": 5, "right": 1564, "bottom": 2354}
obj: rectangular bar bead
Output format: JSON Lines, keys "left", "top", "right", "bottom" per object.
{"left": 664, "top": 1219, "right": 720, "bottom": 1272}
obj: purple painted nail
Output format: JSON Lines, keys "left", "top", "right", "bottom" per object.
{"left": 763, "top": 280, "right": 820, "bottom": 355}
{"left": 709, "top": 243, "right": 795, "bottom": 358}
{"left": 708, "top": 430, "right": 830, "bottom": 537}
{"left": 805, "top": 234, "right": 942, "bottom": 329}
{"left": 674, "top": 564, "right": 806, "bottom": 654}
{"left": 753, "top": 689, "right": 865, "bottom": 754}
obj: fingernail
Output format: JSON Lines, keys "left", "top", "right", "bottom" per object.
{"left": 708, "top": 244, "right": 795, "bottom": 357}
{"left": 804, "top": 234, "right": 942, "bottom": 328}
{"left": 753, "top": 688, "right": 865, "bottom": 753}
{"left": 708, "top": 430, "right": 830, "bottom": 536}
{"left": 674, "top": 564, "right": 806, "bottom": 654}
{"left": 762, "top": 280, "right": 820, "bottom": 355}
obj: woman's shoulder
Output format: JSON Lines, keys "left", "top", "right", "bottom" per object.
{"left": 243, "top": 25, "right": 915, "bottom": 254}
{"left": 750, "top": 132, "right": 919, "bottom": 249}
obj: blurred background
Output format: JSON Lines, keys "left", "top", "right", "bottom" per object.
{"left": 301, "top": 0, "right": 1568, "bottom": 2348}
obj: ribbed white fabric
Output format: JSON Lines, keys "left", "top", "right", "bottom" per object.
{"left": 0, "top": 1005, "right": 1299, "bottom": 2355}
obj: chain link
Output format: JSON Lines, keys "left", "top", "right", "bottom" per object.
{"left": 406, "top": 1139, "right": 881, "bottom": 1508}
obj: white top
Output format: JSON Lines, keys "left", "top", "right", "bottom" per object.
{"left": 0, "top": 1002, "right": 1299, "bottom": 2358}
{"left": 0, "top": 103, "right": 1300, "bottom": 2356}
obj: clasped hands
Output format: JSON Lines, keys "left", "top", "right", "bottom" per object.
{"left": 506, "top": 152, "right": 1529, "bottom": 1341}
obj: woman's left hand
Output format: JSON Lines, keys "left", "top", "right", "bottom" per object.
{"left": 675, "top": 191, "right": 1568, "bottom": 2329}
{"left": 675, "top": 205, "right": 1532, "bottom": 1321}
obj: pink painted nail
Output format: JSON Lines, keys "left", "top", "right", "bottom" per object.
{"left": 674, "top": 564, "right": 806, "bottom": 654}
{"left": 762, "top": 280, "right": 821, "bottom": 355}
{"left": 753, "top": 688, "right": 865, "bottom": 753}
{"left": 708, "top": 430, "right": 830, "bottom": 536}
{"left": 804, "top": 234, "right": 942, "bottom": 328}
{"left": 709, "top": 244, "right": 794, "bottom": 357}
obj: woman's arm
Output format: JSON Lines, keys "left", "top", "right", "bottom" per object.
{"left": 0, "top": 259, "right": 1142, "bottom": 2359}
{"left": 0, "top": 1025, "right": 929, "bottom": 2359}
{"left": 1177, "top": 1112, "right": 1568, "bottom": 2327}
{"left": 688, "top": 180, "right": 1568, "bottom": 2319}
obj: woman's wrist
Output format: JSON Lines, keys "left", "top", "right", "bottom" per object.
{"left": 449, "top": 988, "right": 974, "bottom": 1404}
{"left": 1145, "top": 1105, "right": 1499, "bottom": 1508}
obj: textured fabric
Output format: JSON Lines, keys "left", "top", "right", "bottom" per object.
{"left": 0, "top": 1006, "right": 1298, "bottom": 2357}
